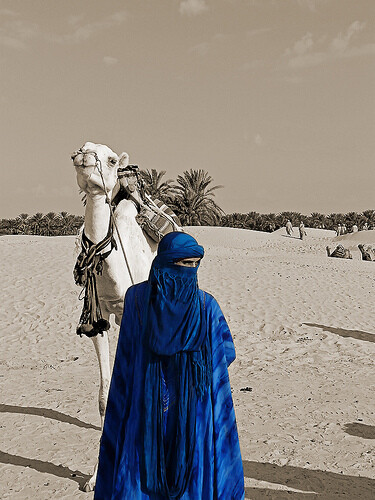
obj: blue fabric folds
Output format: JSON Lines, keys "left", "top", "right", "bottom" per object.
{"left": 141, "top": 232, "right": 209, "bottom": 499}
{"left": 94, "top": 232, "right": 245, "bottom": 500}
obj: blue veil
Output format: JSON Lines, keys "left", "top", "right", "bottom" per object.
{"left": 140, "top": 232, "right": 211, "bottom": 499}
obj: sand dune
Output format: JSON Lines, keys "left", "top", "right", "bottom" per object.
{"left": 0, "top": 228, "right": 374, "bottom": 499}
{"left": 334, "top": 229, "right": 375, "bottom": 248}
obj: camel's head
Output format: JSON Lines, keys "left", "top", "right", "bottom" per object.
{"left": 71, "top": 142, "right": 129, "bottom": 197}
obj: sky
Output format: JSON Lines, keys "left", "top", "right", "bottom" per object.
{"left": 1, "top": 0, "right": 374, "bottom": 218}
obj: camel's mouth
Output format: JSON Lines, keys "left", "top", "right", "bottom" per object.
{"left": 71, "top": 149, "right": 98, "bottom": 168}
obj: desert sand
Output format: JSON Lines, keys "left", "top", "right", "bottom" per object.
{"left": 0, "top": 227, "right": 374, "bottom": 499}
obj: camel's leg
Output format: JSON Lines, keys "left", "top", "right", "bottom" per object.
{"left": 92, "top": 330, "right": 111, "bottom": 427}
{"left": 83, "top": 330, "right": 111, "bottom": 493}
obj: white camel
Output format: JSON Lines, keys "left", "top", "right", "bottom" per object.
{"left": 71, "top": 142, "right": 158, "bottom": 491}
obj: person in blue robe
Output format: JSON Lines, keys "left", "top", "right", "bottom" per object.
{"left": 94, "top": 232, "right": 244, "bottom": 500}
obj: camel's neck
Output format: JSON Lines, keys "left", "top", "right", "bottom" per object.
{"left": 84, "top": 195, "right": 112, "bottom": 243}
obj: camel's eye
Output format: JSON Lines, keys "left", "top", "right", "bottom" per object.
{"left": 108, "top": 157, "right": 118, "bottom": 167}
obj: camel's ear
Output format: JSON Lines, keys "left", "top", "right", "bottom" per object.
{"left": 119, "top": 152, "right": 129, "bottom": 168}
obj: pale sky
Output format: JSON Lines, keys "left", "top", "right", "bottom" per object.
{"left": 1, "top": 0, "right": 374, "bottom": 218}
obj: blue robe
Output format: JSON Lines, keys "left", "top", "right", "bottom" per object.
{"left": 94, "top": 282, "right": 244, "bottom": 500}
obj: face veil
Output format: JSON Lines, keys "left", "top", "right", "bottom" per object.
{"left": 146, "top": 232, "right": 205, "bottom": 356}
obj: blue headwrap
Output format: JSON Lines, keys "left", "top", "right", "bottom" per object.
{"left": 140, "top": 232, "right": 211, "bottom": 499}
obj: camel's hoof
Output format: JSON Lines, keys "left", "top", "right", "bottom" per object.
{"left": 83, "top": 480, "right": 95, "bottom": 493}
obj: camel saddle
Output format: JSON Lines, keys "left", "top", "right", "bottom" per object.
{"left": 112, "top": 165, "right": 182, "bottom": 242}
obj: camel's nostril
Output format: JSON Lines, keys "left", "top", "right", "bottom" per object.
{"left": 73, "top": 153, "right": 84, "bottom": 166}
{"left": 83, "top": 153, "right": 97, "bottom": 167}
{"left": 71, "top": 150, "right": 81, "bottom": 160}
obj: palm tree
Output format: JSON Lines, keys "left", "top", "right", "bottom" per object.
{"left": 8, "top": 218, "right": 20, "bottom": 234}
{"left": 63, "top": 213, "right": 81, "bottom": 235}
{"left": 221, "top": 213, "right": 245, "bottom": 228}
{"left": 42, "top": 212, "right": 59, "bottom": 236}
{"left": 139, "top": 169, "right": 174, "bottom": 203}
{"left": 15, "top": 213, "right": 30, "bottom": 234}
{"left": 343, "top": 212, "right": 359, "bottom": 231}
{"left": 362, "top": 210, "right": 375, "bottom": 227}
{"left": 54, "top": 211, "right": 75, "bottom": 235}
{"left": 244, "top": 212, "right": 260, "bottom": 230}
{"left": 28, "top": 212, "right": 45, "bottom": 235}
{"left": 279, "top": 212, "right": 302, "bottom": 227}
{"left": 261, "top": 213, "right": 277, "bottom": 232}
{"left": 171, "top": 169, "right": 224, "bottom": 226}
{"left": 326, "top": 213, "right": 343, "bottom": 231}
{"left": 309, "top": 212, "right": 327, "bottom": 229}
{"left": 0, "top": 218, "right": 10, "bottom": 235}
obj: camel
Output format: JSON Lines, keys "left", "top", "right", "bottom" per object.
{"left": 326, "top": 245, "right": 352, "bottom": 259}
{"left": 71, "top": 142, "right": 158, "bottom": 491}
{"left": 358, "top": 244, "right": 374, "bottom": 261}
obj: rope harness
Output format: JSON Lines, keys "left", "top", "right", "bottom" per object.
{"left": 74, "top": 220, "right": 117, "bottom": 337}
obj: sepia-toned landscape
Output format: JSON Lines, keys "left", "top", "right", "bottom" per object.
{"left": 1, "top": 1, "right": 374, "bottom": 498}
{"left": 0, "top": 226, "right": 374, "bottom": 499}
